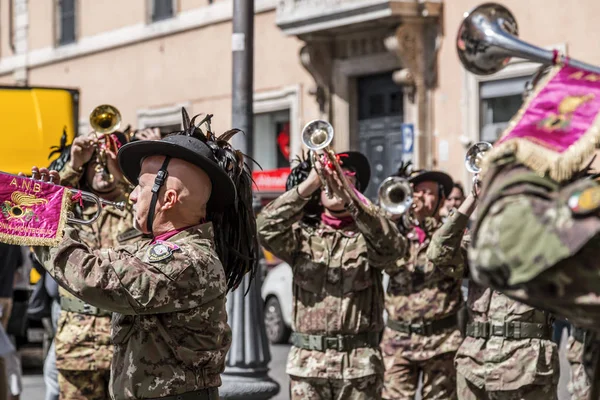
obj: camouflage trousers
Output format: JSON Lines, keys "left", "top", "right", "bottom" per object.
{"left": 382, "top": 351, "right": 456, "bottom": 400}
{"left": 58, "top": 369, "right": 110, "bottom": 400}
{"left": 567, "top": 335, "right": 591, "bottom": 400}
{"left": 456, "top": 372, "right": 557, "bottom": 400}
{"left": 289, "top": 374, "right": 383, "bottom": 400}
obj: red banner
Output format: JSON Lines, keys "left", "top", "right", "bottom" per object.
{"left": 252, "top": 168, "right": 290, "bottom": 192}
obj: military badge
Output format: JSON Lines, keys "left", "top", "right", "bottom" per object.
{"left": 147, "top": 240, "right": 180, "bottom": 263}
{"left": 568, "top": 185, "right": 600, "bottom": 215}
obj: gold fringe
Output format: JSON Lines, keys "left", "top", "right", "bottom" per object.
{"left": 0, "top": 190, "right": 73, "bottom": 247}
{"left": 481, "top": 64, "right": 600, "bottom": 182}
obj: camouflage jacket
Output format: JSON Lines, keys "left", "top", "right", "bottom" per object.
{"left": 55, "top": 162, "right": 140, "bottom": 371}
{"left": 257, "top": 188, "right": 406, "bottom": 380}
{"left": 382, "top": 216, "right": 463, "bottom": 362}
{"left": 468, "top": 162, "right": 600, "bottom": 332}
{"left": 35, "top": 223, "right": 230, "bottom": 399}
{"left": 428, "top": 209, "right": 559, "bottom": 391}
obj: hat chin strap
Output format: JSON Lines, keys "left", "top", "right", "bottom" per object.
{"left": 147, "top": 156, "right": 172, "bottom": 236}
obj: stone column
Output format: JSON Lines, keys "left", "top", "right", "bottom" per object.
{"left": 386, "top": 14, "right": 440, "bottom": 169}
{"left": 219, "top": 272, "right": 280, "bottom": 399}
{"left": 12, "top": 0, "right": 29, "bottom": 85}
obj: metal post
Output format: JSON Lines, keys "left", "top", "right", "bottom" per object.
{"left": 220, "top": 0, "right": 279, "bottom": 398}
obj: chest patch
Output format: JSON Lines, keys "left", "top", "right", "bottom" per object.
{"left": 146, "top": 240, "right": 180, "bottom": 263}
{"left": 568, "top": 185, "right": 600, "bottom": 215}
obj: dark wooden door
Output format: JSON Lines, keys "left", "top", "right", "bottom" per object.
{"left": 357, "top": 72, "right": 404, "bottom": 200}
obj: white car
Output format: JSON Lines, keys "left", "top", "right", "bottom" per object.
{"left": 261, "top": 262, "right": 293, "bottom": 344}
{"left": 260, "top": 262, "right": 394, "bottom": 344}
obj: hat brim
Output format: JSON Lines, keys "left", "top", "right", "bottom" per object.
{"left": 117, "top": 140, "right": 236, "bottom": 211}
{"left": 409, "top": 171, "right": 454, "bottom": 197}
{"left": 337, "top": 151, "right": 371, "bottom": 193}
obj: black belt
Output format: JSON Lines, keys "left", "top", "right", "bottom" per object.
{"left": 466, "top": 321, "right": 550, "bottom": 340}
{"left": 146, "top": 388, "right": 219, "bottom": 400}
{"left": 573, "top": 327, "right": 586, "bottom": 343}
{"left": 291, "top": 332, "right": 380, "bottom": 352}
{"left": 60, "top": 297, "right": 111, "bottom": 317}
{"left": 386, "top": 313, "right": 458, "bottom": 336}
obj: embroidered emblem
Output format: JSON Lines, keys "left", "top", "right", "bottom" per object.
{"left": 568, "top": 185, "right": 600, "bottom": 215}
{"left": 147, "top": 240, "right": 180, "bottom": 263}
{"left": 0, "top": 191, "right": 48, "bottom": 222}
{"left": 538, "top": 94, "right": 595, "bottom": 131}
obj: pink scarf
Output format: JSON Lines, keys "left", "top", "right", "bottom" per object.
{"left": 321, "top": 213, "right": 354, "bottom": 229}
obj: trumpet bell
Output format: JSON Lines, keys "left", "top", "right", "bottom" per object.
{"left": 378, "top": 177, "right": 413, "bottom": 215}
{"left": 456, "top": 3, "right": 518, "bottom": 75}
{"left": 90, "top": 104, "right": 122, "bottom": 135}
{"left": 465, "top": 141, "right": 493, "bottom": 174}
{"left": 302, "top": 120, "right": 334, "bottom": 151}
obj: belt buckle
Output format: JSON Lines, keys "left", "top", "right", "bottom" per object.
{"left": 324, "top": 336, "right": 342, "bottom": 351}
{"left": 82, "top": 303, "right": 94, "bottom": 314}
{"left": 510, "top": 322, "right": 521, "bottom": 339}
{"left": 491, "top": 324, "right": 504, "bottom": 337}
{"left": 410, "top": 323, "right": 423, "bottom": 336}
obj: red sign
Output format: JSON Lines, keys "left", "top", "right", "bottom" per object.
{"left": 252, "top": 168, "right": 290, "bottom": 192}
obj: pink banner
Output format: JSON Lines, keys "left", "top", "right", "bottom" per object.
{"left": 486, "top": 65, "right": 600, "bottom": 182}
{"left": 498, "top": 65, "right": 600, "bottom": 152}
{"left": 0, "top": 172, "right": 71, "bottom": 246}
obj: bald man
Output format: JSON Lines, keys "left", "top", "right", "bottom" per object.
{"left": 29, "top": 110, "right": 258, "bottom": 400}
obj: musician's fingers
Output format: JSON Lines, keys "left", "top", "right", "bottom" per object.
{"left": 18, "top": 172, "right": 26, "bottom": 177}
{"left": 31, "top": 166, "right": 40, "bottom": 180}
{"left": 49, "top": 171, "right": 60, "bottom": 185}
{"left": 38, "top": 167, "right": 50, "bottom": 182}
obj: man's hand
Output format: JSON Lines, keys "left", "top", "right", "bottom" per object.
{"left": 18, "top": 167, "right": 60, "bottom": 184}
{"left": 70, "top": 133, "right": 98, "bottom": 171}
{"left": 135, "top": 128, "right": 161, "bottom": 141}
{"left": 297, "top": 161, "right": 323, "bottom": 198}
{"left": 323, "top": 164, "right": 352, "bottom": 205}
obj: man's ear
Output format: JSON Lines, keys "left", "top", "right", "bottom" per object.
{"left": 161, "top": 189, "right": 178, "bottom": 211}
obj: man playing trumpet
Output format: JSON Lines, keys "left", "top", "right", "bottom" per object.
{"left": 46, "top": 127, "right": 140, "bottom": 400}
{"left": 257, "top": 150, "right": 406, "bottom": 400}
{"left": 28, "top": 109, "right": 258, "bottom": 400}
{"left": 379, "top": 164, "right": 463, "bottom": 400}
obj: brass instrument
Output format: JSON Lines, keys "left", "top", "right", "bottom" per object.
{"left": 301, "top": 120, "right": 335, "bottom": 198}
{"left": 89, "top": 104, "right": 122, "bottom": 135}
{"left": 89, "top": 104, "right": 122, "bottom": 183}
{"left": 465, "top": 141, "right": 493, "bottom": 187}
{"left": 457, "top": 3, "right": 600, "bottom": 75}
{"left": 301, "top": 119, "right": 370, "bottom": 211}
{"left": 378, "top": 177, "right": 413, "bottom": 216}
{"left": 5, "top": 171, "right": 125, "bottom": 226}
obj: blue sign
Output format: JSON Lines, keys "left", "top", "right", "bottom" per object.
{"left": 401, "top": 123, "right": 414, "bottom": 154}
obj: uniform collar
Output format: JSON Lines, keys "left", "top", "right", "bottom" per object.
{"left": 151, "top": 222, "right": 214, "bottom": 244}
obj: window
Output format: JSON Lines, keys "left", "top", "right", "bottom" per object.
{"left": 151, "top": 0, "right": 174, "bottom": 22}
{"left": 252, "top": 110, "right": 291, "bottom": 171}
{"left": 156, "top": 123, "right": 180, "bottom": 136}
{"left": 479, "top": 75, "right": 531, "bottom": 143}
{"left": 57, "top": 0, "right": 76, "bottom": 45}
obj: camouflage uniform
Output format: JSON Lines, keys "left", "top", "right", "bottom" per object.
{"left": 381, "top": 217, "right": 463, "bottom": 400}
{"left": 35, "top": 222, "right": 229, "bottom": 400}
{"left": 468, "top": 161, "right": 600, "bottom": 385}
{"left": 257, "top": 188, "right": 405, "bottom": 400}
{"left": 567, "top": 327, "right": 591, "bottom": 400}
{"left": 54, "top": 162, "right": 139, "bottom": 399}
{"left": 428, "top": 209, "right": 559, "bottom": 399}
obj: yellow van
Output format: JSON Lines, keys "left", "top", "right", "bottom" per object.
{"left": 0, "top": 86, "right": 79, "bottom": 175}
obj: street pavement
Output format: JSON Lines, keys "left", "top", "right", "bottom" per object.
{"left": 21, "top": 332, "right": 572, "bottom": 400}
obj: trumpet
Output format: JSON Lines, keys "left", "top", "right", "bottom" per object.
{"left": 89, "top": 104, "right": 122, "bottom": 183}
{"left": 457, "top": 3, "right": 600, "bottom": 75}
{"left": 301, "top": 120, "right": 335, "bottom": 198}
{"left": 465, "top": 141, "right": 493, "bottom": 188}
{"left": 377, "top": 177, "right": 416, "bottom": 230}
{"left": 1, "top": 172, "right": 125, "bottom": 226}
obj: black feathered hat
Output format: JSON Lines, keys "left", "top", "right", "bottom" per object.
{"left": 336, "top": 151, "right": 371, "bottom": 193}
{"left": 118, "top": 130, "right": 236, "bottom": 212}
{"left": 392, "top": 160, "right": 453, "bottom": 198}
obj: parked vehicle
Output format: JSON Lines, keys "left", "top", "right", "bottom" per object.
{"left": 261, "top": 262, "right": 292, "bottom": 344}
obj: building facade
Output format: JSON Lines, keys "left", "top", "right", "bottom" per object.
{"left": 0, "top": 0, "right": 599, "bottom": 199}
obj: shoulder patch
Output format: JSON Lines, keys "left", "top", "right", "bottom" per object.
{"left": 568, "top": 185, "right": 600, "bottom": 215}
{"left": 146, "top": 240, "right": 181, "bottom": 263}
{"left": 117, "top": 228, "right": 143, "bottom": 243}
